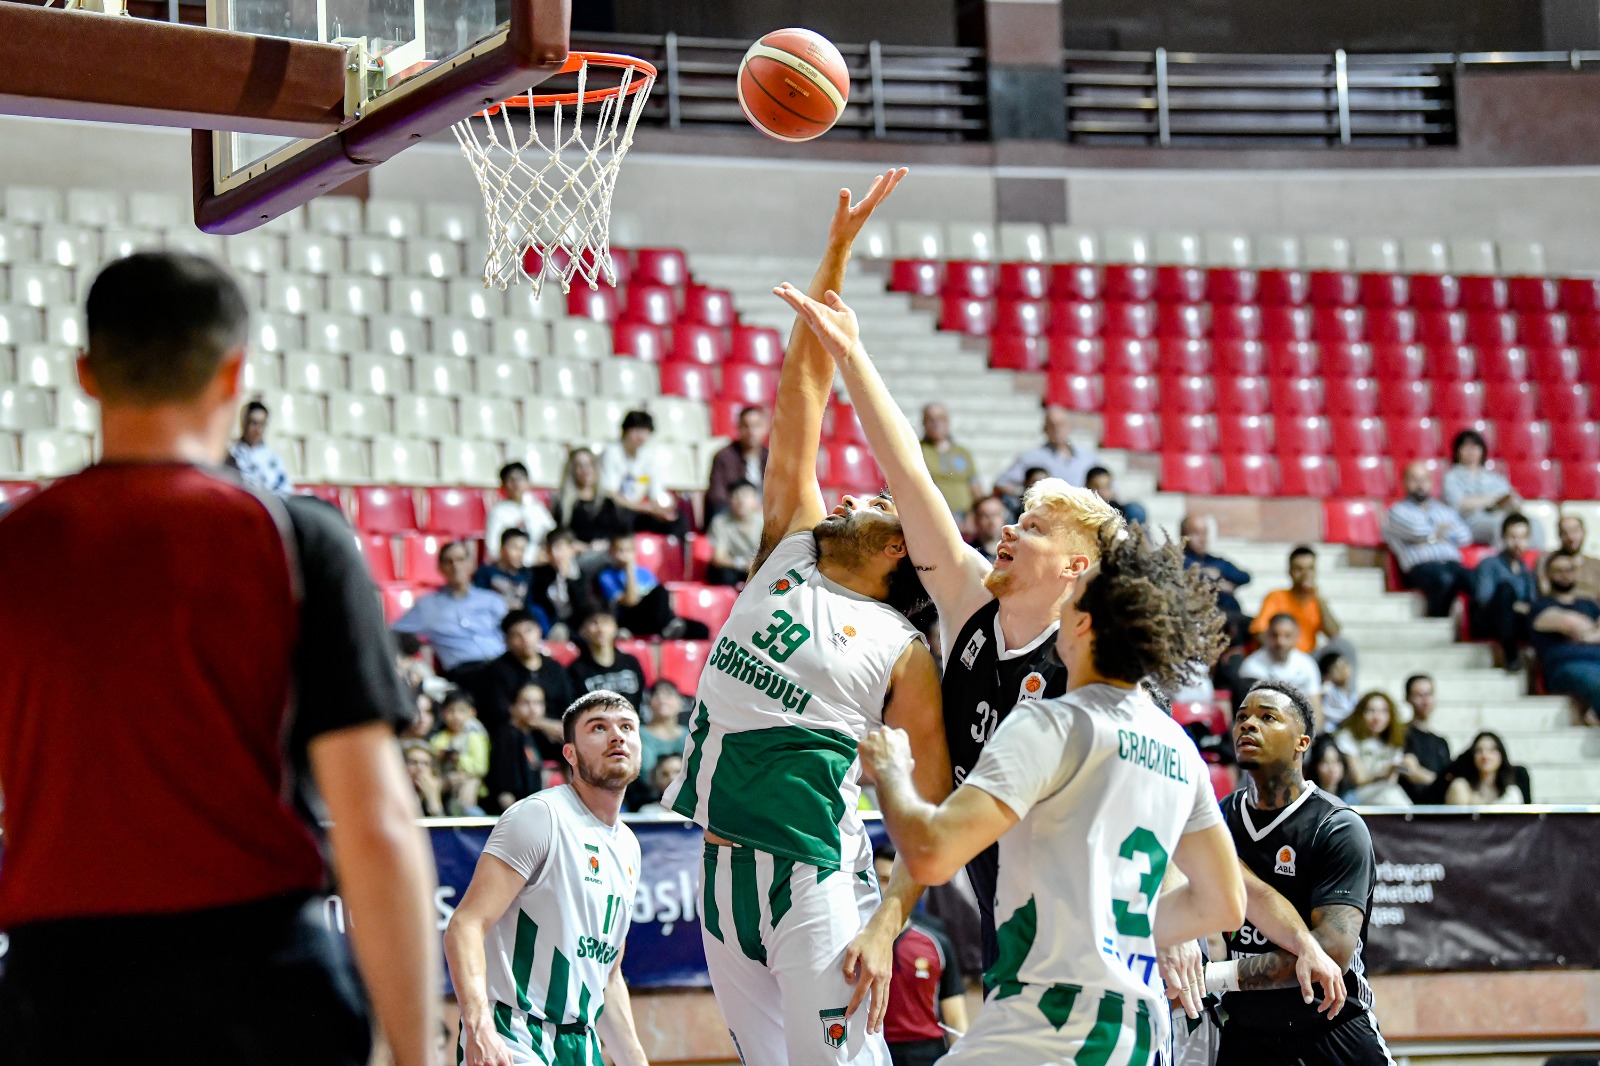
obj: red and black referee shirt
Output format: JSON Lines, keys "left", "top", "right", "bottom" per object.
{"left": 884, "top": 913, "right": 965, "bottom": 1046}
{"left": 0, "top": 462, "right": 410, "bottom": 929}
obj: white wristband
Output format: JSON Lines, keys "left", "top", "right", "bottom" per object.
{"left": 1203, "top": 960, "right": 1239, "bottom": 997}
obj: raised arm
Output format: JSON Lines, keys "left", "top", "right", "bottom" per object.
{"left": 755, "top": 168, "right": 909, "bottom": 571}
{"left": 772, "top": 283, "right": 996, "bottom": 629}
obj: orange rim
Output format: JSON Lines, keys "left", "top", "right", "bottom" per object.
{"left": 480, "top": 51, "right": 657, "bottom": 114}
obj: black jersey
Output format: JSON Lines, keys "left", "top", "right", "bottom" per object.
{"left": 1221, "top": 784, "right": 1377, "bottom": 1032}
{"left": 940, "top": 598, "right": 1066, "bottom": 969}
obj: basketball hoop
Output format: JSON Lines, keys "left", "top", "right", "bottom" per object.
{"left": 452, "top": 51, "right": 655, "bottom": 294}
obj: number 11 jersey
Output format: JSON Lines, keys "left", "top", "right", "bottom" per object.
{"left": 663, "top": 531, "right": 924, "bottom": 873}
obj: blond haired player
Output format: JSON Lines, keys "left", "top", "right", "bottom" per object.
{"left": 774, "top": 278, "right": 1121, "bottom": 970}
{"left": 661, "top": 169, "right": 951, "bottom": 1066}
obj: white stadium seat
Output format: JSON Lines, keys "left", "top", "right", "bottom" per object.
{"left": 22, "top": 429, "right": 92, "bottom": 476}
{"left": 128, "top": 192, "right": 188, "bottom": 230}
{"left": 251, "top": 311, "right": 302, "bottom": 353}
{"left": 1251, "top": 234, "right": 1300, "bottom": 269}
{"left": 55, "top": 389, "right": 98, "bottom": 435}
{"left": 370, "top": 315, "right": 429, "bottom": 357}
{"left": 1301, "top": 235, "right": 1352, "bottom": 270}
{"left": 43, "top": 308, "right": 83, "bottom": 347}
{"left": 1520, "top": 500, "right": 1560, "bottom": 550}
{"left": 36, "top": 225, "right": 98, "bottom": 270}
{"left": 100, "top": 228, "right": 162, "bottom": 261}
{"left": 227, "top": 233, "right": 286, "bottom": 275}
{"left": 597, "top": 358, "right": 658, "bottom": 400}
{"left": 473, "top": 355, "right": 536, "bottom": 398}
{"left": 493, "top": 320, "right": 550, "bottom": 360}
{"left": 522, "top": 398, "right": 584, "bottom": 442}
{"left": 0, "top": 385, "right": 53, "bottom": 431}
{"left": 348, "top": 237, "right": 404, "bottom": 278}
{"left": 370, "top": 436, "right": 437, "bottom": 483}
{"left": 307, "top": 197, "right": 364, "bottom": 237}
{"left": 1448, "top": 238, "right": 1497, "bottom": 275}
{"left": 582, "top": 398, "right": 630, "bottom": 443}
{"left": 411, "top": 355, "right": 473, "bottom": 398}
{"left": 447, "top": 281, "right": 505, "bottom": 321}
{"left": 4, "top": 187, "right": 64, "bottom": 224}
{"left": 1153, "top": 231, "right": 1201, "bottom": 266}
{"left": 8, "top": 265, "right": 73, "bottom": 309}
{"left": 305, "top": 313, "right": 366, "bottom": 354}
{"left": 286, "top": 234, "right": 344, "bottom": 275}
{"left": 348, "top": 353, "right": 408, "bottom": 396}
{"left": 283, "top": 351, "right": 346, "bottom": 394}
{"left": 405, "top": 239, "right": 462, "bottom": 280}
{"left": 161, "top": 230, "right": 225, "bottom": 258}
{"left": 1499, "top": 241, "right": 1547, "bottom": 276}
{"left": 0, "top": 307, "right": 43, "bottom": 346}
{"left": 1049, "top": 226, "right": 1098, "bottom": 264}
{"left": 1352, "top": 237, "right": 1400, "bottom": 272}
{"left": 0, "top": 432, "right": 20, "bottom": 475}
{"left": 438, "top": 438, "right": 502, "bottom": 486}
{"left": 328, "top": 393, "right": 393, "bottom": 437}
{"left": 1101, "top": 230, "right": 1151, "bottom": 265}
{"left": 998, "top": 223, "right": 1048, "bottom": 263}
{"left": 551, "top": 320, "right": 610, "bottom": 361}
{"left": 651, "top": 396, "right": 710, "bottom": 443}
{"left": 536, "top": 358, "right": 593, "bottom": 400}
{"left": 65, "top": 188, "right": 126, "bottom": 227}
{"left": 423, "top": 203, "right": 480, "bottom": 243}
{"left": 508, "top": 442, "right": 566, "bottom": 488}
{"left": 241, "top": 353, "right": 283, "bottom": 391}
{"left": 892, "top": 221, "right": 943, "bottom": 260}
{"left": 365, "top": 201, "right": 421, "bottom": 240}
{"left": 1401, "top": 238, "right": 1449, "bottom": 274}
{"left": 394, "top": 395, "right": 457, "bottom": 439}
{"left": 459, "top": 397, "right": 521, "bottom": 441}
{"left": 0, "top": 222, "right": 37, "bottom": 265}
{"left": 17, "top": 345, "right": 75, "bottom": 388}
{"left": 855, "top": 219, "right": 892, "bottom": 260}
{"left": 433, "top": 318, "right": 491, "bottom": 358}
{"left": 1203, "top": 232, "right": 1251, "bottom": 268}
{"left": 505, "top": 284, "right": 563, "bottom": 321}
{"left": 302, "top": 433, "right": 369, "bottom": 482}
{"left": 946, "top": 223, "right": 996, "bottom": 262}
{"left": 391, "top": 278, "right": 448, "bottom": 319}
{"left": 263, "top": 274, "right": 323, "bottom": 315}
{"left": 251, "top": 391, "right": 325, "bottom": 434}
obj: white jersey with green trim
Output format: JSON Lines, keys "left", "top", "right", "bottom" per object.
{"left": 662, "top": 530, "right": 922, "bottom": 873}
{"left": 480, "top": 785, "right": 641, "bottom": 1034}
{"left": 962, "top": 683, "right": 1221, "bottom": 1056}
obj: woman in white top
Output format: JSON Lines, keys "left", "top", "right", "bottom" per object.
{"left": 1442, "top": 429, "right": 1520, "bottom": 546}
{"left": 1333, "top": 691, "right": 1412, "bottom": 805}
{"left": 1444, "top": 731, "right": 1527, "bottom": 806}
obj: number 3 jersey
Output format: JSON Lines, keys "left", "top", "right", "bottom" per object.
{"left": 663, "top": 531, "right": 923, "bottom": 873}
{"left": 963, "top": 683, "right": 1220, "bottom": 1048}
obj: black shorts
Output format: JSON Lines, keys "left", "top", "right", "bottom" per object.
{"left": 1217, "top": 1009, "right": 1392, "bottom": 1066}
{"left": 889, "top": 1036, "right": 949, "bottom": 1066}
{"left": 0, "top": 892, "right": 371, "bottom": 1066}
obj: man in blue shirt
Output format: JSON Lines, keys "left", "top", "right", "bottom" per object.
{"left": 592, "top": 534, "right": 708, "bottom": 639}
{"left": 1181, "top": 513, "right": 1251, "bottom": 645}
{"left": 393, "top": 540, "right": 507, "bottom": 679}
{"left": 992, "top": 404, "right": 1098, "bottom": 495}
{"left": 472, "top": 528, "right": 549, "bottom": 630}
{"left": 1383, "top": 461, "right": 1471, "bottom": 617}
{"left": 1471, "top": 513, "right": 1538, "bottom": 671}
{"left": 1531, "top": 552, "right": 1600, "bottom": 718}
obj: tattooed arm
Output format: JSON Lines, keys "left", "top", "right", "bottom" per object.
{"left": 1207, "top": 903, "right": 1363, "bottom": 1012}
{"left": 1238, "top": 864, "right": 1348, "bottom": 1017}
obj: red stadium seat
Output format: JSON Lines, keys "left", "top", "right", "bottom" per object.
{"left": 1163, "top": 414, "right": 1218, "bottom": 454}
{"left": 825, "top": 405, "right": 869, "bottom": 447}
{"left": 1520, "top": 312, "right": 1569, "bottom": 349}
{"left": 1266, "top": 340, "right": 1319, "bottom": 378}
{"left": 1367, "top": 308, "right": 1417, "bottom": 345}
{"left": 1270, "top": 376, "right": 1324, "bottom": 417}
{"left": 353, "top": 486, "right": 419, "bottom": 534}
{"left": 1157, "top": 303, "right": 1211, "bottom": 341}
{"left": 299, "top": 484, "right": 346, "bottom": 511}
{"left": 1049, "top": 263, "right": 1101, "bottom": 302}
{"left": 634, "top": 248, "right": 689, "bottom": 287}
{"left": 940, "top": 296, "right": 995, "bottom": 336}
{"left": 379, "top": 583, "right": 421, "bottom": 624}
{"left": 1206, "top": 268, "right": 1258, "bottom": 305}
{"left": 688, "top": 534, "right": 713, "bottom": 581}
{"left": 1257, "top": 269, "right": 1309, "bottom": 306}
{"left": 543, "top": 640, "right": 580, "bottom": 667}
{"left": 1459, "top": 275, "right": 1509, "bottom": 310}
{"left": 1047, "top": 373, "right": 1104, "bottom": 411}
{"left": 1542, "top": 382, "right": 1593, "bottom": 423}
{"left": 1102, "top": 411, "right": 1161, "bottom": 451}
{"left": 1507, "top": 459, "right": 1561, "bottom": 500}
{"left": 1222, "top": 454, "right": 1279, "bottom": 496}
{"left": 682, "top": 286, "right": 737, "bottom": 328}
{"left": 719, "top": 365, "right": 779, "bottom": 405}
{"left": 1047, "top": 337, "right": 1103, "bottom": 375}
{"left": 1277, "top": 414, "right": 1332, "bottom": 456}
{"left": 1559, "top": 277, "right": 1600, "bottom": 312}
{"left": 1104, "top": 374, "right": 1162, "bottom": 414}
{"left": 630, "top": 534, "right": 681, "bottom": 583}
{"left": 567, "top": 284, "right": 620, "bottom": 323}
{"left": 1410, "top": 274, "right": 1460, "bottom": 310}
{"left": 1308, "top": 271, "right": 1359, "bottom": 307}
{"left": 400, "top": 533, "right": 450, "bottom": 584}
{"left": 658, "top": 640, "right": 712, "bottom": 694}
{"left": 990, "top": 334, "right": 1048, "bottom": 371}
{"left": 425, "top": 488, "right": 489, "bottom": 538}
{"left": 1323, "top": 498, "right": 1385, "bottom": 547}
{"left": 1509, "top": 277, "right": 1559, "bottom": 313}
{"left": 1574, "top": 312, "right": 1600, "bottom": 350}
{"left": 1377, "top": 380, "right": 1432, "bottom": 419}
{"left": 1372, "top": 343, "right": 1427, "bottom": 381}
{"left": 1551, "top": 420, "right": 1600, "bottom": 462}
{"left": 1386, "top": 416, "right": 1444, "bottom": 461}
{"left": 727, "top": 325, "right": 779, "bottom": 367}
{"left": 1492, "top": 418, "right": 1550, "bottom": 460}
{"left": 1161, "top": 453, "right": 1221, "bottom": 495}
{"left": 1162, "top": 339, "right": 1213, "bottom": 375}
{"left": 1210, "top": 763, "right": 1237, "bottom": 800}
{"left": 708, "top": 399, "right": 749, "bottom": 439}
{"left": 1161, "top": 373, "right": 1215, "bottom": 414}
{"left": 993, "top": 298, "right": 1050, "bottom": 338}
{"left": 1529, "top": 345, "right": 1581, "bottom": 384}
{"left": 359, "top": 533, "right": 399, "bottom": 583}
{"left": 1280, "top": 454, "right": 1337, "bottom": 497}
{"left": 1102, "top": 264, "right": 1155, "bottom": 302}
{"left": 1330, "top": 416, "right": 1386, "bottom": 456}
{"left": 1320, "top": 341, "right": 1372, "bottom": 378}
{"left": 613, "top": 321, "right": 669, "bottom": 362}
{"left": 1103, "top": 301, "right": 1157, "bottom": 339}
{"left": 1217, "top": 414, "right": 1272, "bottom": 455}
{"left": 1323, "top": 376, "right": 1379, "bottom": 417}
{"left": 1484, "top": 380, "right": 1538, "bottom": 421}
{"left": 614, "top": 639, "right": 658, "bottom": 685}
{"left": 1172, "top": 701, "right": 1230, "bottom": 737}
{"left": 1423, "top": 344, "right": 1476, "bottom": 382}
{"left": 944, "top": 261, "right": 997, "bottom": 299}
{"left": 623, "top": 283, "right": 677, "bottom": 327}
{"left": 659, "top": 361, "right": 716, "bottom": 402}
{"left": 668, "top": 583, "right": 738, "bottom": 634}
{"left": 1433, "top": 381, "right": 1485, "bottom": 421}
{"left": 1336, "top": 455, "right": 1393, "bottom": 498}
{"left": 1215, "top": 375, "right": 1271, "bottom": 417}
{"left": 889, "top": 259, "right": 942, "bottom": 297}
{"left": 1102, "top": 337, "right": 1159, "bottom": 375}
{"left": 1259, "top": 306, "right": 1311, "bottom": 343}
{"left": 1312, "top": 306, "right": 1365, "bottom": 343}
{"left": 1359, "top": 272, "right": 1410, "bottom": 308}
{"left": 1564, "top": 461, "right": 1600, "bottom": 499}
{"left": 826, "top": 443, "right": 883, "bottom": 488}
{"left": 1467, "top": 311, "right": 1519, "bottom": 349}
{"left": 602, "top": 248, "right": 635, "bottom": 288}
{"left": 1050, "top": 299, "right": 1103, "bottom": 339}
{"left": 1205, "top": 304, "right": 1258, "bottom": 342}
{"left": 1417, "top": 310, "right": 1469, "bottom": 347}
{"left": 998, "top": 262, "right": 1050, "bottom": 300}
{"left": 670, "top": 324, "right": 726, "bottom": 365}
{"left": 1156, "top": 266, "right": 1208, "bottom": 304}
{"left": 1217, "top": 339, "right": 1268, "bottom": 376}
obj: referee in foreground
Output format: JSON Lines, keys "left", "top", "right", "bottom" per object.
{"left": 0, "top": 252, "right": 441, "bottom": 1066}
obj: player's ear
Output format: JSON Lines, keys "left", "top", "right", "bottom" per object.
{"left": 884, "top": 534, "right": 907, "bottom": 560}
{"left": 75, "top": 352, "right": 101, "bottom": 399}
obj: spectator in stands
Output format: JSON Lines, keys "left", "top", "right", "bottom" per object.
{"left": 1384, "top": 460, "right": 1472, "bottom": 618}
{"left": 1318, "top": 649, "right": 1357, "bottom": 732}
{"left": 485, "top": 682, "right": 561, "bottom": 813}
{"left": 1540, "top": 514, "right": 1600, "bottom": 600}
{"left": 1443, "top": 429, "right": 1522, "bottom": 546}
{"left": 1305, "top": 734, "right": 1358, "bottom": 803}
{"left": 640, "top": 679, "right": 689, "bottom": 777}
{"left": 1334, "top": 691, "right": 1411, "bottom": 805}
{"left": 394, "top": 630, "right": 450, "bottom": 702}
{"left": 1399, "top": 674, "right": 1452, "bottom": 804}
{"left": 706, "top": 480, "right": 763, "bottom": 586}
{"left": 705, "top": 405, "right": 769, "bottom": 520}
{"left": 1444, "top": 732, "right": 1526, "bottom": 805}
{"left": 920, "top": 402, "right": 981, "bottom": 526}
{"left": 1180, "top": 513, "right": 1251, "bottom": 644}
{"left": 485, "top": 461, "right": 555, "bottom": 562}
{"left": 968, "top": 496, "right": 1010, "bottom": 562}
{"left": 993, "top": 404, "right": 1098, "bottom": 496}
{"left": 400, "top": 691, "right": 436, "bottom": 743}
{"left": 392, "top": 539, "right": 507, "bottom": 679}
{"left": 1250, "top": 545, "right": 1344, "bottom": 655}
{"left": 554, "top": 447, "right": 629, "bottom": 547}
{"left": 529, "top": 527, "right": 599, "bottom": 642}
{"left": 1084, "top": 465, "right": 1148, "bottom": 526}
{"left": 225, "top": 400, "right": 292, "bottom": 496}
{"left": 471, "top": 528, "right": 546, "bottom": 620}
{"left": 428, "top": 689, "right": 490, "bottom": 816}
{"left": 1237, "top": 614, "right": 1323, "bottom": 723}
{"left": 1531, "top": 553, "right": 1600, "bottom": 719}
{"left": 593, "top": 533, "right": 707, "bottom": 640}
{"left": 1471, "top": 512, "right": 1538, "bottom": 670}
{"left": 402, "top": 740, "right": 446, "bottom": 817}
{"left": 1022, "top": 466, "right": 1051, "bottom": 492}
{"left": 470, "top": 609, "right": 576, "bottom": 738}
{"left": 599, "top": 409, "right": 686, "bottom": 536}
{"left": 567, "top": 609, "right": 647, "bottom": 709}
{"left": 631, "top": 753, "right": 686, "bottom": 818}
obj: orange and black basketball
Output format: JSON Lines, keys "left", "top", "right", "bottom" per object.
{"left": 737, "top": 28, "right": 850, "bottom": 142}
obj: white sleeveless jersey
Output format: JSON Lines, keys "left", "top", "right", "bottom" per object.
{"left": 663, "top": 531, "right": 922, "bottom": 873}
{"left": 481, "top": 785, "right": 641, "bottom": 1029}
{"left": 963, "top": 683, "right": 1221, "bottom": 1051}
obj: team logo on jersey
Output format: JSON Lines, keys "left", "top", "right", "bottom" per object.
{"left": 1019, "top": 671, "right": 1047, "bottom": 702}
{"left": 1275, "top": 845, "right": 1297, "bottom": 876}
{"left": 914, "top": 956, "right": 931, "bottom": 979}
{"left": 820, "top": 1008, "right": 848, "bottom": 1048}
{"left": 768, "top": 569, "right": 804, "bottom": 596}
{"left": 829, "top": 624, "right": 858, "bottom": 652}
{"left": 959, "top": 628, "right": 987, "bottom": 670}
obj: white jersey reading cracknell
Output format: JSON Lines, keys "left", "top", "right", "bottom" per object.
{"left": 663, "top": 531, "right": 922, "bottom": 873}
{"left": 964, "top": 683, "right": 1222, "bottom": 1052}
{"left": 481, "top": 785, "right": 641, "bottom": 1035}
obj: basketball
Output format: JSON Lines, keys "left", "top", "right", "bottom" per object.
{"left": 737, "top": 28, "right": 850, "bottom": 142}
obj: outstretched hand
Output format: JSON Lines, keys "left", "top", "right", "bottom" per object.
{"left": 828, "top": 167, "right": 909, "bottom": 249}
{"left": 773, "top": 285, "right": 860, "bottom": 364}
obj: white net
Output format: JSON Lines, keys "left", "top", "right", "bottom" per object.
{"left": 452, "top": 57, "right": 655, "bottom": 294}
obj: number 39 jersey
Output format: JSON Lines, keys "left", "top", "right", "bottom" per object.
{"left": 964, "top": 684, "right": 1221, "bottom": 1049}
{"left": 663, "top": 531, "right": 923, "bottom": 873}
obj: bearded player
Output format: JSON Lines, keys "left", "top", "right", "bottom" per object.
{"left": 661, "top": 169, "right": 951, "bottom": 1066}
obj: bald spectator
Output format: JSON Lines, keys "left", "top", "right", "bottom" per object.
{"left": 1384, "top": 461, "right": 1472, "bottom": 618}
{"left": 919, "top": 402, "right": 981, "bottom": 523}
{"left": 1181, "top": 513, "right": 1251, "bottom": 644}
{"left": 969, "top": 495, "right": 1010, "bottom": 562}
{"left": 994, "top": 404, "right": 1098, "bottom": 495}
{"left": 705, "top": 405, "right": 769, "bottom": 521}
{"left": 1237, "top": 613, "right": 1323, "bottom": 723}
{"left": 1540, "top": 514, "right": 1600, "bottom": 600}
